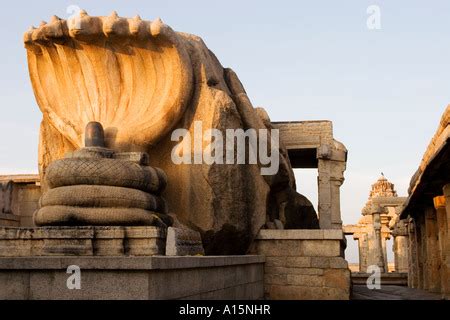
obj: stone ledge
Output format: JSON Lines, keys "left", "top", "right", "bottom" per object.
{"left": 265, "top": 284, "right": 349, "bottom": 300}
{"left": 0, "top": 226, "right": 166, "bottom": 239}
{"left": 0, "top": 213, "right": 20, "bottom": 222}
{"left": 0, "top": 256, "right": 265, "bottom": 300}
{"left": 0, "top": 255, "right": 265, "bottom": 270}
{"left": 351, "top": 272, "right": 408, "bottom": 286}
{"left": 256, "top": 229, "right": 343, "bottom": 240}
{"left": 0, "top": 226, "right": 167, "bottom": 257}
{"left": 165, "top": 227, "right": 204, "bottom": 256}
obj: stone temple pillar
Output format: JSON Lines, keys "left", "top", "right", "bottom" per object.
{"left": 317, "top": 157, "right": 332, "bottom": 229}
{"left": 443, "top": 184, "right": 450, "bottom": 297}
{"left": 434, "top": 195, "right": 448, "bottom": 296}
{"left": 381, "top": 232, "right": 390, "bottom": 271}
{"left": 392, "top": 219, "right": 409, "bottom": 273}
{"left": 317, "top": 144, "right": 346, "bottom": 230}
{"left": 407, "top": 217, "right": 419, "bottom": 288}
{"left": 354, "top": 232, "right": 369, "bottom": 272}
{"left": 416, "top": 213, "right": 426, "bottom": 290}
{"left": 371, "top": 207, "right": 386, "bottom": 273}
{"left": 424, "top": 206, "right": 441, "bottom": 293}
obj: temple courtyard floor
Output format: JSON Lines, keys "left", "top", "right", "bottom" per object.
{"left": 351, "top": 285, "right": 444, "bottom": 300}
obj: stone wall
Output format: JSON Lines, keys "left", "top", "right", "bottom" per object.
{"left": 273, "top": 121, "right": 333, "bottom": 149}
{"left": 251, "top": 229, "right": 350, "bottom": 300}
{"left": 11, "top": 184, "right": 41, "bottom": 227}
{"left": 0, "top": 226, "right": 167, "bottom": 257}
{"left": 0, "top": 256, "right": 264, "bottom": 300}
{"left": 0, "top": 175, "right": 40, "bottom": 227}
{"left": 0, "top": 228, "right": 353, "bottom": 300}
{"left": 399, "top": 106, "right": 450, "bottom": 298}
{"left": 273, "top": 121, "right": 347, "bottom": 230}
{"left": 404, "top": 198, "right": 450, "bottom": 297}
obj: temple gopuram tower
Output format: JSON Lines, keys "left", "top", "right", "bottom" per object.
{"left": 344, "top": 175, "right": 407, "bottom": 273}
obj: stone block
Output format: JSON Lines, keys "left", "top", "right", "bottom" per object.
{"left": 265, "top": 266, "right": 323, "bottom": 276}
{"left": 322, "top": 229, "right": 344, "bottom": 240}
{"left": 323, "top": 268, "right": 351, "bottom": 290}
{"left": 114, "top": 152, "right": 150, "bottom": 165}
{"left": 165, "top": 227, "right": 204, "bottom": 256}
{"left": 257, "top": 229, "right": 324, "bottom": 240}
{"left": 124, "top": 227, "right": 166, "bottom": 256}
{"left": 328, "top": 257, "right": 349, "bottom": 269}
{"left": 265, "top": 274, "right": 287, "bottom": 285}
{"left": 29, "top": 270, "right": 150, "bottom": 300}
{"left": 285, "top": 257, "right": 311, "bottom": 268}
{"left": 256, "top": 240, "right": 302, "bottom": 256}
{"left": 287, "top": 274, "right": 324, "bottom": 287}
{"left": 310, "top": 257, "right": 348, "bottom": 269}
{"left": 0, "top": 272, "right": 30, "bottom": 299}
{"left": 310, "top": 257, "right": 331, "bottom": 268}
{"left": 265, "top": 257, "right": 287, "bottom": 267}
{"left": 93, "top": 227, "right": 125, "bottom": 256}
{"left": 0, "top": 256, "right": 265, "bottom": 300}
{"left": 0, "top": 239, "right": 36, "bottom": 256}
{"left": 301, "top": 240, "right": 340, "bottom": 257}
{"left": 42, "top": 239, "right": 93, "bottom": 256}
{"left": 266, "top": 285, "right": 349, "bottom": 300}
{"left": 0, "top": 227, "right": 167, "bottom": 257}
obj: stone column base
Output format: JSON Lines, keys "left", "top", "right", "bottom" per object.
{"left": 0, "top": 226, "right": 166, "bottom": 257}
{"left": 252, "top": 229, "right": 350, "bottom": 300}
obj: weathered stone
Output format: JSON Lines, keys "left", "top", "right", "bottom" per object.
{"left": 66, "top": 147, "right": 114, "bottom": 159}
{"left": 0, "top": 256, "right": 264, "bottom": 300}
{"left": 287, "top": 274, "right": 324, "bottom": 287}
{"left": 35, "top": 122, "right": 172, "bottom": 228}
{"left": 41, "top": 185, "right": 167, "bottom": 213}
{"left": 285, "top": 257, "right": 312, "bottom": 268}
{"left": 165, "top": 227, "right": 204, "bottom": 256}
{"left": 254, "top": 229, "right": 350, "bottom": 300}
{"left": 93, "top": 227, "right": 125, "bottom": 256}
{"left": 114, "top": 152, "right": 150, "bottom": 166}
{"left": 257, "top": 229, "right": 343, "bottom": 240}
{"left": 395, "top": 106, "right": 450, "bottom": 298}
{"left": 0, "top": 181, "right": 13, "bottom": 214}
{"left": 34, "top": 206, "right": 170, "bottom": 227}
{"left": 265, "top": 285, "right": 349, "bottom": 300}
{"left": 124, "top": 227, "right": 166, "bottom": 256}
{"left": 301, "top": 240, "right": 341, "bottom": 257}
{"left": 328, "top": 257, "right": 349, "bottom": 269}
{"left": 45, "top": 158, "right": 166, "bottom": 194}
{"left": 265, "top": 267, "right": 324, "bottom": 276}
{"left": 0, "top": 226, "right": 166, "bottom": 257}
{"left": 256, "top": 240, "right": 303, "bottom": 257}
{"left": 323, "top": 268, "right": 351, "bottom": 289}
{"left": 25, "top": 13, "right": 319, "bottom": 254}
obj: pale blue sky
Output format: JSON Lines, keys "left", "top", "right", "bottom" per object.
{"left": 0, "top": 1, "right": 448, "bottom": 261}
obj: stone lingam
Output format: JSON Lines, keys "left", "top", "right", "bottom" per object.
{"left": 35, "top": 121, "right": 172, "bottom": 228}
{"left": 23, "top": 11, "right": 319, "bottom": 255}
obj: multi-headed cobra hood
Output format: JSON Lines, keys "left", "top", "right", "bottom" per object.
{"left": 24, "top": 11, "right": 193, "bottom": 149}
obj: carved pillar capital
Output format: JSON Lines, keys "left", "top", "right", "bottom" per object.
{"left": 433, "top": 195, "right": 446, "bottom": 210}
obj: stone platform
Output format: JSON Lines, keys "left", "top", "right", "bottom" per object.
{"left": 351, "top": 285, "right": 443, "bottom": 300}
{"left": 251, "top": 229, "right": 351, "bottom": 300}
{"left": 351, "top": 272, "right": 408, "bottom": 286}
{"left": 0, "top": 255, "right": 264, "bottom": 300}
{"left": 0, "top": 227, "right": 166, "bottom": 257}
